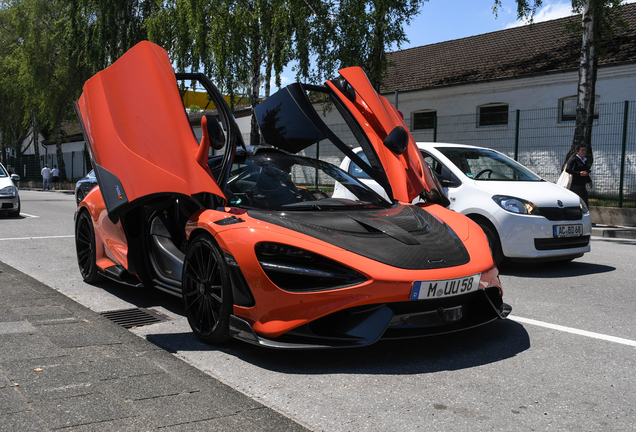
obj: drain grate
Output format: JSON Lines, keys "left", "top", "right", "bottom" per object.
{"left": 99, "top": 308, "right": 170, "bottom": 329}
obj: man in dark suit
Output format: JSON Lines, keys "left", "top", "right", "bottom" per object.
{"left": 565, "top": 145, "right": 593, "bottom": 206}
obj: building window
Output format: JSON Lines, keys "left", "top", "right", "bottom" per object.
{"left": 412, "top": 110, "right": 437, "bottom": 130}
{"left": 559, "top": 96, "right": 599, "bottom": 122}
{"left": 478, "top": 104, "right": 508, "bottom": 127}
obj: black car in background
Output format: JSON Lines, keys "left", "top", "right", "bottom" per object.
{"left": 75, "top": 170, "right": 97, "bottom": 205}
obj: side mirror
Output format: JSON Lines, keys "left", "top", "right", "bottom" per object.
{"left": 11, "top": 174, "right": 20, "bottom": 181}
{"left": 197, "top": 115, "right": 225, "bottom": 169}
{"left": 202, "top": 114, "right": 225, "bottom": 151}
{"left": 383, "top": 126, "right": 408, "bottom": 155}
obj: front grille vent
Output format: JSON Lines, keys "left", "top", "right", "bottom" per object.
{"left": 538, "top": 207, "right": 582, "bottom": 221}
{"left": 100, "top": 308, "right": 169, "bottom": 328}
{"left": 534, "top": 236, "right": 590, "bottom": 250}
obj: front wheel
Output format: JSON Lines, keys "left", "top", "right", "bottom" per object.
{"left": 75, "top": 210, "right": 101, "bottom": 283}
{"left": 475, "top": 218, "right": 504, "bottom": 267}
{"left": 182, "top": 233, "right": 233, "bottom": 344}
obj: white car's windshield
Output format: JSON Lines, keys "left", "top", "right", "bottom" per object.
{"left": 436, "top": 147, "right": 542, "bottom": 181}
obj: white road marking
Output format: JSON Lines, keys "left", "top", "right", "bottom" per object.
{"left": 512, "top": 316, "right": 636, "bottom": 347}
{"left": 0, "top": 235, "right": 74, "bottom": 241}
{"left": 18, "top": 212, "right": 39, "bottom": 218}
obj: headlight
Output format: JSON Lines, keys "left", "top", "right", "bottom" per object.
{"left": 0, "top": 186, "right": 17, "bottom": 197}
{"left": 255, "top": 242, "right": 366, "bottom": 292}
{"left": 492, "top": 195, "right": 540, "bottom": 215}
{"left": 579, "top": 198, "right": 589, "bottom": 214}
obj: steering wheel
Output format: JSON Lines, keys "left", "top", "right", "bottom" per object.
{"left": 475, "top": 169, "right": 493, "bottom": 179}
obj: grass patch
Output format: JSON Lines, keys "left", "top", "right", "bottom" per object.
{"left": 589, "top": 198, "right": 636, "bottom": 208}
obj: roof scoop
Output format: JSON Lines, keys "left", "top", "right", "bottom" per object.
{"left": 346, "top": 213, "right": 422, "bottom": 245}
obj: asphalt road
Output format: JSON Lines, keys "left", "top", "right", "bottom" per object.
{"left": 1, "top": 190, "right": 635, "bottom": 431}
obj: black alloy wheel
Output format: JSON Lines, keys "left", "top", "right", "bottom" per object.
{"left": 182, "top": 233, "right": 233, "bottom": 344}
{"left": 75, "top": 210, "right": 101, "bottom": 283}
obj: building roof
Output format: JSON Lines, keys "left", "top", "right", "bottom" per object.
{"left": 381, "top": 3, "right": 636, "bottom": 93}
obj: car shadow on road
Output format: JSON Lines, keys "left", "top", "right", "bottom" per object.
{"left": 87, "top": 273, "right": 531, "bottom": 375}
{"left": 146, "top": 318, "right": 530, "bottom": 375}
{"left": 90, "top": 278, "right": 185, "bottom": 316}
{"left": 499, "top": 260, "right": 615, "bottom": 278}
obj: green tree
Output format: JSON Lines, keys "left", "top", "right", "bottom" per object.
{"left": 147, "top": 0, "right": 307, "bottom": 146}
{"left": 331, "top": 0, "right": 427, "bottom": 91}
{"left": 0, "top": 1, "right": 32, "bottom": 166}
{"left": 67, "top": 0, "right": 154, "bottom": 172}
{"left": 494, "top": 0, "right": 627, "bottom": 166}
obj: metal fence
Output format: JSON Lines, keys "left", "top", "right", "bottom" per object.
{"left": 407, "top": 100, "right": 636, "bottom": 207}
{"left": 293, "top": 100, "right": 636, "bottom": 207}
{"left": 7, "top": 150, "right": 91, "bottom": 185}
{"left": 6, "top": 101, "right": 636, "bottom": 206}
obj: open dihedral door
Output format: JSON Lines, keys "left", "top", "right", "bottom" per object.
{"left": 74, "top": 41, "right": 226, "bottom": 221}
{"left": 254, "top": 66, "right": 447, "bottom": 205}
{"left": 329, "top": 67, "right": 444, "bottom": 205}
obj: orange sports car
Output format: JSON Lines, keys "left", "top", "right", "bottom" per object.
{"left": 74, "top": 41, "right": 510, "bottom": 348}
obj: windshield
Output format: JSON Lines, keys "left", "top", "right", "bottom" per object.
{"left": 0, "top": 164, "right": 7, "bottom": 177}
{"left": 226, "top": 151, "right": 391, "bottom": 210}
{"left": 435, "top": 147, "right": 542, "bottom": 181}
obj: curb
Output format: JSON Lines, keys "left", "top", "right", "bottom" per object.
{"left": 591, "top": 225, "right": 636, "bottom": 239}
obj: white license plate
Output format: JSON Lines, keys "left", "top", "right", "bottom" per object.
{"left": 553, "top": 224, "right": 583, "bottom": 238}
{"left": 410, "top": 274, "right": 481, "bottom": 300}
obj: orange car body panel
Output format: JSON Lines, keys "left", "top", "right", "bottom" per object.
{"left": 184, "top": 204, "right": 498, "bottom": 338}
{"left": 328, "top": 67, "right": 434, "bottom": 203}
{"left": 75, "top": 42, "right": 223, "bottom": 208}
{"left": 83, "top": 186, "right": 129, "bottom": 270}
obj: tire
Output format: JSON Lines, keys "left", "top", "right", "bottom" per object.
{"left": 75, "top": 210, "right": 101, "bottom": 283}
{"left": 474, "top": 218, "right": 504, "bottom": 267}
{"left": 8, "top": 198, "right": 20, "bottom": 217}
{"left": 182, "top": 233, "right": 233, "bottom": 344}
{"left": 76, "top": 189, "right": 85, "bottom": 206}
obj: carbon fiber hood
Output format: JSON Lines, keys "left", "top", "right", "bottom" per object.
{"left": 248, "top": 205, "right": 470, "bottom": 270}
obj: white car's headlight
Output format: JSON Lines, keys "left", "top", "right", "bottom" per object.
{"left": 492, "top": 195, "right": 540, "bottom": 215}
{"left": 0, "top": 186, "right": 17, "bottom": 197}
{"left": 580, "top": 197, "right": 589, "bottom": 214}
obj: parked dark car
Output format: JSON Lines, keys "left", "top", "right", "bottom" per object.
{"left": 75, "top": 170, "right": 97, "bottom": 205}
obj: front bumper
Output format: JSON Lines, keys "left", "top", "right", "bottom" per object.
{"left": 0, "top": 196, "right": 19, "bottom": 212}
{"left": 229, "top": 287, "right": 511, "bottom": 349}
{"left": 495, "top": 210, "right": 592, "bottom": 260}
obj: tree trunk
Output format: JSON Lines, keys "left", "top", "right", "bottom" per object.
{"left": 32, "top": 111, "right": 40, "bottom": 161}
{"left": 368, "top": 8, "right": 387, "bottom": 91}
{"left": 249, "top": 23, "right": 262, "bottom": 147}
{"left": 54, "top": 120, "right": 67, "bottom": 181}
{"left": 264, "top": 51, "right": 273, "bottom": 99}
{"left": 567, "top": 0, "right": 597, "bottom": 167}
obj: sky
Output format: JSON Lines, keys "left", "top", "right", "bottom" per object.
{"left": 275, "top": 0, "right": 635, "bottom": 91}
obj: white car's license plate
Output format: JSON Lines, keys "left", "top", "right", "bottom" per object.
{"left": 553, "top": 224, "right": 583, "bottom": 238}
{"left": 410, "top": 274, "right": 481, "bottom": 300}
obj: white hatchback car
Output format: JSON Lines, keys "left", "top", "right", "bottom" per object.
{"left": 0, "top": 162, "right": 20, "bottom": 217}
{"left": 334, "top": 142, "right": 592, "bottom": 264}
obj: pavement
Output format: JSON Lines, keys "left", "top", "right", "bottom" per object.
{"left": 0, "top": 260, "right": 310, "bottom": 432}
